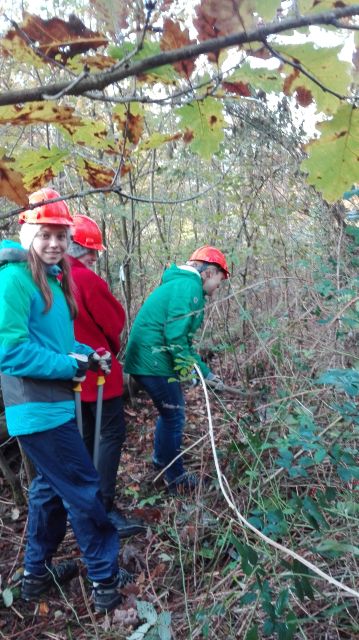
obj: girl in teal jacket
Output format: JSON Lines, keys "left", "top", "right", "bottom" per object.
{"left": 0, "top": 189, "right": 130, "bottom": 613}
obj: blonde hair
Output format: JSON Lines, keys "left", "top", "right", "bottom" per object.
{"left": 28, "top": 247, "right": 78, "bottom": 318}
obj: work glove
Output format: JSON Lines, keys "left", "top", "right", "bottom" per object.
{"left": 206, "top": 371, "right": 225, "bottom": 391}
{"left": 89, "top": 348, "right": 112, "bottom": 375}
{"left": 69, "top": 353, "right": 89, "bottom": 382}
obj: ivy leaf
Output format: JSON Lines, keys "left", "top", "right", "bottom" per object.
{"left": 302, "top": 104, "right": 359, "bottom": 202}
{"left": 0, "top": 158, "right": 29, "bottom": 205}
{"left": 14, "top": 146, "right": 68, "bottom": 190}
{"left": 176, "top": 97, "right": 224, "bottom": 160}
{"left": 276, "top": 43, "right": 351, "bottom": 114}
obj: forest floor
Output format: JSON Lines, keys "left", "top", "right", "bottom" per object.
{"left": 1, "top": 381, "right": 358, "bottom": 640}
{"left": 0, "top": 384, "right": 243, "bottom": 640}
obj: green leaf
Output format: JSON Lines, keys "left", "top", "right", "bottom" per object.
{"left": 256, "top": 0, "right": 281, "bottom": 21}
{"left": 275, "top": 589, "right": 289, "bottom": 616}
{"left": 314, "top": 539, "right": 359, "bottom": 557}
{"left": 109, "top": 40, "right": 179, "bottom": 84}
{"left": 157, "top": 611, "right": 172, "bottom": 640}
{"left": 2, "top": 587, "right": 13, "bottom": 607}
{"left": 276, "top": 43, "right": 351, "bottom": 114}
{"left": 317, "top": 368, "right": 359, "bottom": 396}
{"left": 127, "top": 622, "right": 152, "bottom": 640}
{"left": 59, "top": 120, "right": 115, "bottom": 151}
{"left": 136, "top": 600, "right": 158, "bottom": 625}
{"left": 303, "top": 496, "right": 329, "bottom": 530}
{"left": 225, "top": 63, "right": 282, "bottom": 93}
{"left": 299, "top": 0, "right": 359, "bottom": 14}
{"left": 245, "top": 624, "right": 259, "bottom": 640}
{"left": 301, "top": 104, "right": 359, "bottom": 202}
{"left": 176, "top": 98, "right": 225, "bottom": 160}
{"left": 13, "top": 145, "right": 68, "bottom": 190}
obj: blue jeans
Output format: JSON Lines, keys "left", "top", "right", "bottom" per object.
{"left": 81, "top": 396, "right": 126, "bottom": 511}
{"left": 133, "top": 375, "right": 186, "bottom": 483}
{"left": 19, "top": 419, "right": 119, "bottom": 582}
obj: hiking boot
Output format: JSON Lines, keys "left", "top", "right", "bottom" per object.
{"left": 107, "top": 510, "right": 146, "bottom": 538}
{"left": 92, "top": 568, "right": 135, "bottom": 613}
{"left": 167, "top": 472, "right": 201, "bottom": 496}
{"left": 21, "top": 560, "right": 79, "bottom": 601}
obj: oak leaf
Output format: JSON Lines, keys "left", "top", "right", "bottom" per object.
{"left": 3, "top": 12, "right": 108, "bottom": 65}
{"left": 302, "top": 104, "right": 359, "bottom": 202}
{"left": 113, "top": 104, "right": 145, "bottom": 146}
{"left": 160, "top": 19, "right": 195, "bottom": 77}
{"left": 0, "top": 159, "right": 28, "bottom": 206}
{"left": 76, "top": 157, "right": 115, "bottom": 188}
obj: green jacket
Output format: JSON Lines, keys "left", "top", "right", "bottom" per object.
{"left": 124, "top": 265, "right": 210, "bottom": 377}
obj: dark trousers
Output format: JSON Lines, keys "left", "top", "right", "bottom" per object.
{"left": 132, "top": 375, "right": 186, "bottom": 483}
{"left": 20, "top": 419, "right": 119, "bottom": 582}
{"left": 81, "top": 396, "right": 126, "bottom": 511}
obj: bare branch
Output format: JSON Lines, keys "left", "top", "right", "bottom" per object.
{"left": 0, "top": 6, "right": 358, "bottom": 107}
{"left": 0, "top": 179, "right": 226, "bottom": 220}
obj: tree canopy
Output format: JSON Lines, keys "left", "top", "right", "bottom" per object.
{"left": 0, "top": 0, "right": 358, "bottom": 212}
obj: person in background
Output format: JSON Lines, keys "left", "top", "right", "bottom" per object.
{"left": 124, "top": 245, "right": 229, "bottom": 494}
{"left": 0, "top": 189, "right": 132, "bottom": 613}
{"left": 67, "top": 214, "right": 144, "bottom": 537}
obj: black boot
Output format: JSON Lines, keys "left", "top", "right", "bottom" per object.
{"left": 21, "top": 560, "right": 79, "bottom": 601}
{"left": 92, "top": 568, "right": 134, "bottom": 613}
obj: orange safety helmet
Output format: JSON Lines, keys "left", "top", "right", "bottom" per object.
{"left": 189, "top": 245, "right": 230, "bottom": 278}
{"left": 19, "top": 188, "right": 73, "bottom": 226}
{"left": 72, "top": 214, "right": 106, "bottom": 251}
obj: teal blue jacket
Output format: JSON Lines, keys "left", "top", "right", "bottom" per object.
{"left": 124, "top": 265, "right": 210, "bottom": 377}
{"left": 0, "top": 241, "right": 92, "bottom": 436}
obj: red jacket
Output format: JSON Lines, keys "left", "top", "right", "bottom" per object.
{"left": 69, "top": 256, "right": 126, "bottom": 401}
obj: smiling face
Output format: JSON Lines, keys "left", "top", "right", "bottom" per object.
{"left": 31, "top": 225, "right": 69, "bottom": 265}
{"left": 77, "top": 249, "right": 98, "bottom": 269}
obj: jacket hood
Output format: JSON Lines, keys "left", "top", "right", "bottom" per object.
{"left": 0, "top": 240, "right": 28, "bottom": 266}
{"left": 161, "top": 263, "right": 201, "bottom": 285}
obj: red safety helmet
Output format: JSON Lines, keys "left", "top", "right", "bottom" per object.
{"left": 72, "top": 214, "right": 106, "bottom": 251}
{"left": 189, "top": 245, "right": 230, "bottom": 278}
{"left": 19, "top": 188, "right": 73, "bottom": 226}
